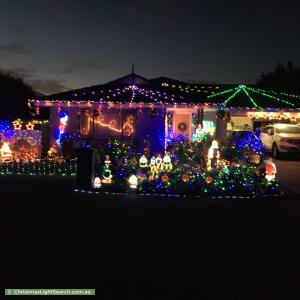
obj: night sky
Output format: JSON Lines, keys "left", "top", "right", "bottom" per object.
{"left": 0, "top": 0, "right": 299, "bottom": 95}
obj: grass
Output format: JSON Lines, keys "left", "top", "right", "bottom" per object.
{"left": 1, "top": 175, "right": 300, "bottom": 299}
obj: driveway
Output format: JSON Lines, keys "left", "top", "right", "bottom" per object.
{"left": 274, "top": 158, "right": 300, "bottom": 195}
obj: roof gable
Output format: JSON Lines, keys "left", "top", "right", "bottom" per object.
{"left": 105, "top": 73, "right": 151, "bottom": 86}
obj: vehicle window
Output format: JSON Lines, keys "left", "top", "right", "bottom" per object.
{"left": 276, "top": 126, "right": 300, "bottom": 134}
{"left": 263, "top": 127, "right": 272, "bottom": 134}
{"left": 263, "top": 127, "right": 274, "bottom": 134}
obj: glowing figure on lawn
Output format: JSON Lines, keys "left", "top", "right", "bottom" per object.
{"left": 139, "top": 155, "right": 148, "bottom": 169}
{"left": 149, "top": 156, "right": 156, "bottom": 179}
{"left": 0, "top": 140, "right": 13, "bottom": 162}
{"left": 161, "top": 153, "right": 172, "bottom": 172}
{"left": 56, "top": 112, "right": 69, "bottom": 144}
{"left": 47, "top": 143, "right": 60, "bottom": 160}
{"left": 93, "top": 177, "right": 102, "bottom": 188}
{"left": 102, "top": 155, "right": 113, "bottom": 184}
{"left": 128, "top": 174, "right": 138, "bottom": 189}
{"left": 155, "top": 155, "right": 162, "bottom": 171}
{"left": 265, "top": 157, "right": 277, "bottom": 181}
{"left": 207, "top": 140, "right": 220, "bottom": 171}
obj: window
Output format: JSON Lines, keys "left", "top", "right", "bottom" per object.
{"left": 80, "top": 109, "right": 136, "bottom": 138}
{"left": 80, "top": 110, "right": 93, "bottom": 136}
{"left": 276, "top": 125, "right": 300, "bottom": 134}
{"left": 94, "top": 110, "right": 122, "bottom": 137}
{"left": 263, "top": 126, "right": 274, "bottom": 135}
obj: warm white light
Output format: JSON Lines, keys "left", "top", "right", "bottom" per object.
{"left": 161, "top": 153, "right": 172, "bottom": 171}
{"left": 128, "top": 175, "right": 138, "bottom": 189}
{"left": 0, "top": 141, "right": 13, "bottom": 162}
{"left": 265, "top": 158, "right": 277, "bottom": 181}
{"left": 94, "top": 177, "right": 102, "bottom": 188}
{"left": 207, "top": 140, "right": 220, "bottom": 171}
{"left": 139, "top": 155, "right": 148, "bottom": 167}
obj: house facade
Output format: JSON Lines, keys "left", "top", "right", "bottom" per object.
{"left": 29, "top": 73, "right": 300, "bottom": 154}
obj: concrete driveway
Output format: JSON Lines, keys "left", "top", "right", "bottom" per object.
{"left": 275, "top": 158, "right": 300, "bottom": 195}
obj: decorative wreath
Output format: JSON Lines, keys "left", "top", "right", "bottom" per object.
{"left": 178, "top": 122, "right": 187, "bottom": 132}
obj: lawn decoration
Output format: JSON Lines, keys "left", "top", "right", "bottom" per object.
{"left": 0, "top": 140, "right": 13, "bottom": 162}
{"left": 265, "top": 157, "right": 277, "bottom": 181}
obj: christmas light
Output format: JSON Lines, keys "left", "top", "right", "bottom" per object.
{"left": 94, "top": 177, "right": 102, "bottom": 188}
{"left": 139, "top": 155, "right": 148, "bottom": 169}
{"left": 0, "top": 159, "right": 77, "bottom": 176}
{"left": 128, "top": 174, "right": 138, "bottom": 189}
{"left": 248, "top": 111, "right": 300, "bottom": 122}
{"left": 265, "top": 157, "right": 277, "bottom": 181}
{"left": 12, "top": 119, "right": 23, "bottom": 130}
{"left": 25, "top": 122, "right": 35, "bottom": 130}
{"left": 56, "top": 112, "right": 69, "bottom": 144}
{"left": 207, "top": 140, "right": 220, "bottom": 171}
{"left": 161, "top": 153, "right": 172, "bottom": 172}
{"left": 223, "top": 88, "right": 242, "bottom": 107}
{"left": 0, "top": 140, "right": 13, "bottom": 162}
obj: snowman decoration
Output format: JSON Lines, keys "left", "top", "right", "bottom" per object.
{"left": 128, "top": 174, "right": 138, "bottom": 189}
{"left": 93, "top": 177, "right": 102, "bottom": 188}
{"left": 161, "top": 152, "right": 172, "bottom": 172}
{"left": 139, "top": 155, "right": 148, "bottom": 170}
{"left": 102, "top": 154, "right": 113, "bottom": 184}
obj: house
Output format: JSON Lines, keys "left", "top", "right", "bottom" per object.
{"left": 28, "top": 72, "right": 300, "bottom": 154}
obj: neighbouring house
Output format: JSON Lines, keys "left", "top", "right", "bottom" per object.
{"left": 28, "top": 72, "right": 300, "bottom": 154}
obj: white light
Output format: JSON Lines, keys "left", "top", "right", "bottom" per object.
{"left": 94, "top": 177, "right": 102, "bottom": 188}
{"left": 128, "top": 175, "right": 138, "bottom": 189}
{"left": 265, "top": 158, "right": 277, "bottom": 181}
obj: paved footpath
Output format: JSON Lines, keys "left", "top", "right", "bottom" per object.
{"left": 275, "top": 159, "right": 300, "bottom": 195}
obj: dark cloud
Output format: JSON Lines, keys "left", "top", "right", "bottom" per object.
{"left": 59, "top": 60, "right": 107, "bottom": 75}
{"left": 27, "top": 79, "right": 70, "bottom": 95}
{"left": 11, "top": 67, "right": 36, "bottom": 78}
{"left": 0, "top": 42, "right": 28, "bottom": 57}
{"left": 174, "top": 71, "right": 212, "bottom": 84}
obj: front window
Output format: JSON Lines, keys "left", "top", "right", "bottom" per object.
{"left": 276, "top": 125, "right": 300, "bottom": 134}
{"left": 94, "top": 110, "right": 122, "bottom": 137}
{"left": 80, "top": 109, "right": 136, "bottom": 138}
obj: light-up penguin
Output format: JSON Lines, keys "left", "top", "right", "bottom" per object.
{"left": 149, "top": 156, "right": 156, "bottom": 178}
{"left": 161, "top": 152, "right": 173, "bottom": 172}
{"left": 155, "top": 154, "right": 163, "bottom": 172}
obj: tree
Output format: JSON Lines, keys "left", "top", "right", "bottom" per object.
{"left": 0, "top": 69, "right": 36, "bottom": 119}
{"left": 256, "top": 61, "right": 300, "bottom": 94}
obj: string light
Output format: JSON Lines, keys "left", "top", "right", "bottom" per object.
{"left": 12, "top": 119, "right": 23, "bottom": 130}
{"left": 0, "top": 159, "right": 77, "bottom": 176}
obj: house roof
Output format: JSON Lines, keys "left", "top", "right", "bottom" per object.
{"left": 29, "top": 73, "right": 300, "bottom": 110}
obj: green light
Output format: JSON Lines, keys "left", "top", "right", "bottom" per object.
{"left": 241, "top": 87, "right": 259, "bottom": 108}
{"left": 246, "top": 86, "right": 295, "bottom": 107}
{"left": 223, "top": 88, "right": 242, "bottom": 107}
{"left": 252, "top": 87, "right": 300, "bottom": 99}
{"left": 207, "top": 87, "right": 238, "bottom": 99}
